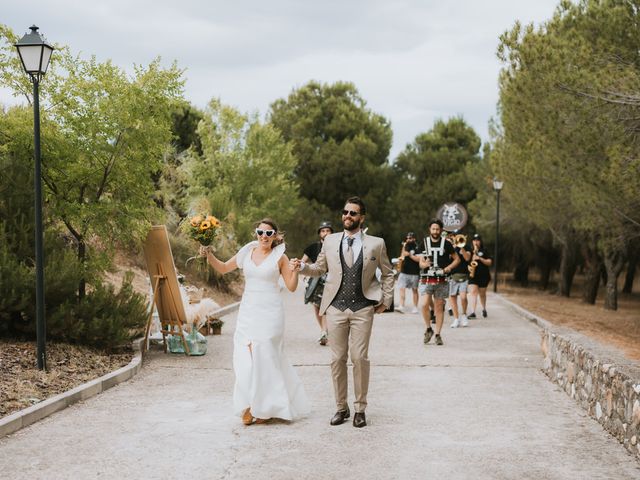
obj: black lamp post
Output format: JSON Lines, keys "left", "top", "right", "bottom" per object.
{"left": 492, "top": 177, "right": 504, "bottom": 293}
{"left": 15, "top": 25, "right": 54, "bottom": 370}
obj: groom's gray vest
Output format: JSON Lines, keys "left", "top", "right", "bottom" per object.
{"left": 331, "top": 242, "right": 373, "bottom": 312}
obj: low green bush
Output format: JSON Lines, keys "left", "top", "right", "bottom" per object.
{"left": 48, "top": 273, "right": 149, "bottom": 352}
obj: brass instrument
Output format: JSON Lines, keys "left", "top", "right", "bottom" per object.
{"left": 468, "top": 244, "right": 479, "bottom": 278}
{"left": 468, "top": 260, "right": 478, "bottom": 278}
{"left": 454, "top": 234, "right": 466, "bottom": 249}
{"left": 396, "top": 241, "right": 406, "bottom": 273}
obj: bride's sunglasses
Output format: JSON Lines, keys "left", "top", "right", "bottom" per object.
{"left": 256, "top": 228, "right": 276, "bottom": 237}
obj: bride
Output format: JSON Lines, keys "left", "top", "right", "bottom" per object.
{"left": 199, "top": 218, "right": 310, "bottom": 425}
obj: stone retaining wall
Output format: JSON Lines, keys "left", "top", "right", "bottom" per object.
{"left": 500, "top": 296, "right": 640, "bottom": 460}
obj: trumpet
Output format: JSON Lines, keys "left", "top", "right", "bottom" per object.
{"left": 454, "top": 234, "right": 466, "bottom": 249}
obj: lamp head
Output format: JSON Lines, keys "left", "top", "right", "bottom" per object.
{"left": 15, "top": 25, "right": 54, "bottom": 81}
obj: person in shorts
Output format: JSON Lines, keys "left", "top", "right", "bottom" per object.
{"left": 302, "top": 221, "right": 333, "bottom": 345}
{"left": 408, "top": 219, "right": 460, "bottom": 345}
{"left": 467, "top": 233, "right": 493, "bottom": 319}
{"left": 448, "top": 235, "right": 471, "bottom": 328}
{"left": 396, "top": 232, "right": 420, "bottom": 313}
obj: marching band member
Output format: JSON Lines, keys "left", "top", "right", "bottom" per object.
{"left": 467, "top": 234, "right": 493, "bottom": 319}
{"left": 409, "top": 219, "right": 460, "bottom": 345}
{"left": 301, "top": 221, "right": 334, "bottom": 345}
{"left": 448, "top": 234, "right": 471, "bottom": 328}
{"left": 396, "top": 232, "right": 420, "bottom": 314}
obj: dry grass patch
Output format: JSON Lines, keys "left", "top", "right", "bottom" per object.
{"left": 501, "top": 285, "right": 640, "bottom": 361}
{"left": 0, "top": 341, "right": 133, "bottom": 418}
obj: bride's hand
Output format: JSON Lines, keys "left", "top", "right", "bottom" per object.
{"left": 199, "top": 245, "right": 210, "bottom": 257}
{"left": 289, "top": 258, "right": 301, "bottom": 271}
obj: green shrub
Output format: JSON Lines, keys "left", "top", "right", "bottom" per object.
{"left": 48, "top": 273, "right": 149, "bottom": 352}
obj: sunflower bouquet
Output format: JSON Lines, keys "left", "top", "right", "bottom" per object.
{"left": 182, "top": 214, "right": 221, "bottom": 246}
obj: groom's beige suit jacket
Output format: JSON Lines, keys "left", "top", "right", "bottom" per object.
{"left": 301, "top": 231, "right": 395, "bottom": 315}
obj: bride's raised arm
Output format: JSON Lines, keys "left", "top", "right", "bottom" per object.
{"left": 279, "top": 254, "right": 299, "bottom": 292}
{"left": 199, "top": 246, "right": 238, "bottom": 274}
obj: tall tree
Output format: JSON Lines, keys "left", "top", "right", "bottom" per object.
{"left": 181, "top": 99, "right": 302, "bottom": 244}
{"left": 494, "top": 0, "right": 640, "bottom": 307}
{"left": 269, "top": 81, "right": 395, "bottom": 240}
{"left": 0, "top": 25, "right": 184, "bottom": 300}
{"left": 392, "top": 117, "right": 482, "bottom": 239}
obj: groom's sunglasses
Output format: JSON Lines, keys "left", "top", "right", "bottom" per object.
{"left": 256, "top": 228, "right": 276, "bottom": 237}
{"left": 342, "top": 209, "right": 361, "bottom": 217}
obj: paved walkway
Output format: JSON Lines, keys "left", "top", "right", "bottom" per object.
{"left": 1, "top": 289, "right": 639, "bottom": 479}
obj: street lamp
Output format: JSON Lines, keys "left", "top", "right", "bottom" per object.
{"left": 15, "top": 25, "right": 54, "bottom": 370}
{"left": 492, "top": 177, "right": 504, "bottom": 293}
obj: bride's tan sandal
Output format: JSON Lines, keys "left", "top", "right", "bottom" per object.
{"left": 242, "top": 408, "right": 255, "bottom": 425}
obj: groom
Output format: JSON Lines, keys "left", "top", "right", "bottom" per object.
{"left": 290, "top": 196, "right": 394, "bottom": 427}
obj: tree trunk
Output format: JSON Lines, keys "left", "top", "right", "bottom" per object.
{"left": 78, "top": 240, "right": 86, "bottom": 301}
{"left": 558, "top": 242, "right": 578, "bottom": 297}
{"left": 539, "top": 261, "right": 553, "bottom": 291}
{"left": 603, "top": 246, "right": 625, "bottom": 310}
{"left": 622, "top": 252, "right": 637, "bottom": 294}
{"left": 514, "top": 258, "right": 529, "bottom": 287}
{"left": 581, "top": 240, "right": 602, "bottom": 305}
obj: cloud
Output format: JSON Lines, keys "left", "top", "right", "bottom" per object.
{"left": 2, "top": 0, "right": 558, "bottom": 158}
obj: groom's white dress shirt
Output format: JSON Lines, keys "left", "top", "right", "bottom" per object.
{"left": 342, "top": 231, "right": 363, "bottom": 260}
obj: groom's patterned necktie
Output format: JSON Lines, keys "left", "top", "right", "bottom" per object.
{"left": 345, "top": 237, "right": 355, "bottom": 268}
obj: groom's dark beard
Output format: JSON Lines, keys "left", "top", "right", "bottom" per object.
{"left": 343, "top": 218, "right": 362, "bottom": 231}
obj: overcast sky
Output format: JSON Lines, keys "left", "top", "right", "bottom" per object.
{"left": 2, "top": 0, "right": 559, "bottom": 159}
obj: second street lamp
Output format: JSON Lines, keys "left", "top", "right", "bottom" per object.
{"left": 15, "top": 25, "right": 54, "bottom": 370}
{"left": 492, "top": 177, "right": 504, "bottom": 293}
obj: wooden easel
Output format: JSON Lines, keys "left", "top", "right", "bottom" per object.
{"left": 142, "top": 226, "right": 191, "bottom": 356}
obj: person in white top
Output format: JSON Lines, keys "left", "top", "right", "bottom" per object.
{"left": 200, "top": 218, "right": 310, "bottom": 426}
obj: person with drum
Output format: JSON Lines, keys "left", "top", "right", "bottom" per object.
{"left": 301, "top": 221, "right": 334, "bottom": 345}
{"left": 409, "top": 219, "right": 460, "bottom": 345}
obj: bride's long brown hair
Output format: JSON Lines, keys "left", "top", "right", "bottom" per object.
{"left": 255, "top": 218, "right": 285, "bottom": 248}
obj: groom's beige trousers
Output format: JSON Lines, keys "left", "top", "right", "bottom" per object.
{"left": 326, "top": 304, "right": 375, "bottom": 413}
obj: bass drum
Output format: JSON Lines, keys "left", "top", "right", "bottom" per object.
{"left": 304, "top": 276, "right": 322, "bottom": 304}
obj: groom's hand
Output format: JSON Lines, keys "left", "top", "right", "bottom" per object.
{"left": 289, "top": 258, "right": 301, "bottom": 271}
{"left": 374, "top": 304, "right": 387, "bottom": 314}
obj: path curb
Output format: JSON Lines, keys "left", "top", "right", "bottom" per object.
{"left": 0, "top": 340, "right": 143, "bottom": 439}
{"left": 497, "top": 294, "right": 640, "bottom": 459}
{"left": 0, "top": 302, "right": 240, "bottom": 439}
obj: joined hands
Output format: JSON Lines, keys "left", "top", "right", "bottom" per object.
{"left": 289, "top": 258, "right": 302, "bottom": 271}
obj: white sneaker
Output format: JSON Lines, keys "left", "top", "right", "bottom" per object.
{"left": 396, "top": 306, "right": 405, "bottom": 313}
{"left": 461, "top": 314, "right": 469, "bottom": 327}
{"left": 450, "top": 318, "right": 460, "bottom": 328}
{"left": 410, "top": 307, "right": 419, "bottom": 314}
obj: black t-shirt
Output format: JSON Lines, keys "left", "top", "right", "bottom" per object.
{"left": 451, "top": 245, "right": 469, "bottom": 275}
{"left": 471, "top": 248, "right": 491, "bottom": 280}
{"left": 303, "top": 242, "right": 323, "bottom": 263}
{"left": 400, "top": 240, "right": 420, "bottom": 275}
{"left": 419, "top": 236, "right": 456, "bottom": 276}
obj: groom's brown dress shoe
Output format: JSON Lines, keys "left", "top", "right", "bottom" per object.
{"left": 353, "top": 412, "right": 366, "bottom": 428}
{"left": 330, "top": 408, "right": 350, "bottom": 426}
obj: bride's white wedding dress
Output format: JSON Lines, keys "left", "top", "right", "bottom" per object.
{"left": 232, "top": 241, "right": 310, "bottom": 420}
